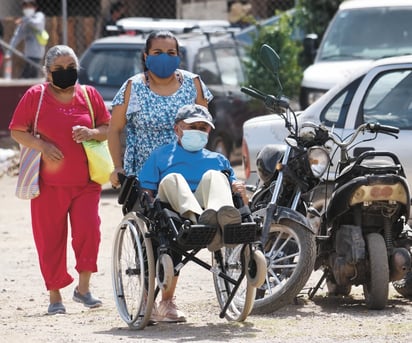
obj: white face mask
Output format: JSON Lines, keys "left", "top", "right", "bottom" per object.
{"left": 181, "top": 130, "right": 209, "bottom": 152}
{"left": 23, "top": 8, "right": 35, "bottom": 17}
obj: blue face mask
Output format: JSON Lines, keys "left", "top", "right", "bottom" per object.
{"left": 181, "top": 130, "right": 209, "bottom": 152}
{"left": 145, "top": 53, "right": 181, "bottom": 78}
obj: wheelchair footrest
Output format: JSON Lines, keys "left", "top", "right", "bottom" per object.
{"left": 223, "top": 222, "right": 257, "bottom": 244}
{"left": 177, "top": 224, "right": 217, "bottom": 248}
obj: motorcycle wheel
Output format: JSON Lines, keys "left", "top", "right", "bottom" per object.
{"left": 363, "top": 233, "right": 389, "bottom": 310}
{"left": 392, "top": 271, "right": 412, "bottom": 299}
{"left": 251, "top": 222, "right": 316, "bottom": 314}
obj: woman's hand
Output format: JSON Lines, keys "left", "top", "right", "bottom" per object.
{"left": 72, "top": 125, "right": 96, "bottom": 143}
{"left": 40, "top": 140, "right": 64, "bottom": 161}
{"left": 110, "top": 167, "right": 125, "bottom": 188}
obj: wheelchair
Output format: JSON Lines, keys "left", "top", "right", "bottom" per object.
{"left": 111, "top": 174, "right": 266, "bottom": 330}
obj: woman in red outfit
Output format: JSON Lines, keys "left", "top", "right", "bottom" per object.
{"left": 9, "top": 45, "right": 111, "bottom": 315}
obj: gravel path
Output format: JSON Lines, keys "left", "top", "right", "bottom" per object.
{"left": 1, "top": 173, "right": 411, "bottom": 343}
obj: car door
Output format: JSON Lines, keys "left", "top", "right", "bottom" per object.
{"left": 341, "top": 65, "right": 412, "bottom": 184}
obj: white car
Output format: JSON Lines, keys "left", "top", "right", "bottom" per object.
{"left": 242, "top": 54, "right": 412, "bottom": 188}
{"left": 300, "top": 0, "right": 412, "bottom": 109}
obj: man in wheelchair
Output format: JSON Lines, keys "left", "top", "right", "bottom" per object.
{"left": 137, "top": 104, "right": 249, "bottom": 322}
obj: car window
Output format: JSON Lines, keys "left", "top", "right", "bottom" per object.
{"left": 82, "top": 49, "right": 141, "bottom": 87}
{"left": 320, "top": 77, "right": 362, "bottom": 128}
{"left": 362, "top": 70, "right": 412, "bottom": 129}
{"left": 214, "top": 47, "right": 245, "bottom": 86}
{"left": 193, "top": 47, "right": 221, "bottom": 84}
{"left": 193, "top": 44, "right": 246, "bottom": 86}
{"left": 320, "top": 8, "right": 412, "bottom": 61}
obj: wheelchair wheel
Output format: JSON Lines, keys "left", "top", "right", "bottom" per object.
{"left": 212, "top": 245, "right": 256, "bottom": 321}
{"left": 156, "top": 253, "right": 174, "bottom": 291}
{"left": 245, "top": 247, "right": 266, "bottom": 288}
{"left": 112, "top": 213, "right": 155, "bottom": 330}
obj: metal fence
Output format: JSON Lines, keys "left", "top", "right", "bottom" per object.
{"left": 1, "top": 0, "right": 295, "bottom": 77}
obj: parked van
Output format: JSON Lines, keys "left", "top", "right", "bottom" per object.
{"left": 299, "top": 0, "right": 412, "bottom": 109}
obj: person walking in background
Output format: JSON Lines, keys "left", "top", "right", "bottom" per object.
{"left": 108, "top": 30, "right": 213, "bottom": 187}
{"left": 8, "top": 45, "right": 111, "bottom": 315}
{"left": 5, "top": 0, "right": 47, "bottom": 78}
{"left": 101, "top": 1, "right": 126, "bottom": 37}
{"left": 228, "top": 0, "right": 255, "bottom": 28}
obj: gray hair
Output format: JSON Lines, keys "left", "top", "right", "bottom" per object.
{"left": 44, "top": 45, "right": 79, "bottom": 72}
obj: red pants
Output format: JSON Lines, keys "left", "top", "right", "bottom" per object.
{"left": 31, "top": 181, "right": 102, "bottom": 290}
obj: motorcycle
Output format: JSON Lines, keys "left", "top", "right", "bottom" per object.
{"left": 236, "top": 44, "right": 332, "bottom": 313}
{"left": 308, "top": 122, "right": 412, "bottom": 309}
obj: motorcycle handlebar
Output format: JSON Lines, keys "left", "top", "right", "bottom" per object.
{"left": 241, "top": 86, "right": 266, "bottom": 101}
{"left": 241, "top": 86, "right": 290, "bottom": 110}
{"left": 329, "top": 122, "right": 400, "bottom": 148}
{"left": 367, "top": 122, "right": 400, "bottom": 134}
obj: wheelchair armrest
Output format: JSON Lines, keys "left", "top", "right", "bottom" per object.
{"left": 118, "top": 174, "right": 143, "bottom": 215}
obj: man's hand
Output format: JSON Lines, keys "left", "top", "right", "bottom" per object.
{"left": 232, "top": 180, "right": 248, "bottom": 206}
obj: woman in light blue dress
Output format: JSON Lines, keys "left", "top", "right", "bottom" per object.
{"left": 108, "top": 31, "right": 212, "bottom": 185}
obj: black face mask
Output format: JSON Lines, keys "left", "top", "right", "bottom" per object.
{"left": 51, "top": 68, "right": 78, "bottom": 89}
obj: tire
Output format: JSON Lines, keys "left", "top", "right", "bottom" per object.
{"left": 112, "top": 213, "right": 155, "bottom": 330}
{"left": 245, "top": 247, "right": 267, "bottom": 288}
{"left": 212, "top": 246, "right": 256, "bottom": 321}
{"left": 393, "top": 271, "right": 412, "bottom": 299}
{"left": 363, "top": 233, "right": 389, "bottom": 310}
{"left": 251, "top": 222, "right": 316, "bottom": 314}
{"left": 156, "top": 253, "right": 174, "bottom": 291}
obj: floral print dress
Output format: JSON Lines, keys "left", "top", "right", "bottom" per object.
{"left": 112, "top": 69, "right": 212, "bottom": 176}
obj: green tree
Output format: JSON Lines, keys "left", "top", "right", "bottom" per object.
{"left": 244, "top": 11, "right": 302, "bottom": 101}
{"left": 244, "top": 1, "right": 345, "bottom": 103}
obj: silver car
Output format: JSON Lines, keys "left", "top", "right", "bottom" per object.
{"left": 242, "top": 54, "right": 412, "bottom": 189}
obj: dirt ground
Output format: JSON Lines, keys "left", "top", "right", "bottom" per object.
{"left": 1, "top": 171, "right": 412, "bottom": 343}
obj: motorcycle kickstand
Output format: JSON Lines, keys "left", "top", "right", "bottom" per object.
{"left": 308, "top": 271, "right": 327, "bottom": 299}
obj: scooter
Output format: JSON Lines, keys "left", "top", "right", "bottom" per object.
{"left": 308, "top": 122, "right": 412, "bottom": 309}
{"left": 238, "top": 44, "right": 332, "bottom": 313}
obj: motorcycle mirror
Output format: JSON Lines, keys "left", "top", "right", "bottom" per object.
{"left": 260, "top": 44, "right": 283, "bottom": 97}
{"left": 260, "top": 44, "right": 280, "bottom": 77}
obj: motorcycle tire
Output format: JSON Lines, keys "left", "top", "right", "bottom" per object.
{"left": 363, "top": 233, "right": 389, "bottom": 310}
{"left": 392, "top": 271, "right": 412, "bottom": 299}
{"left": 251, "top": 222, "right": 316, "bottom": 314}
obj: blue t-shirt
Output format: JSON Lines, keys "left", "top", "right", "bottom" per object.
{"left": 139, "top": 142, "right": 236, "bottom": 192}
{"left": 111, "top": 69, "right": 213, "bottom": 176}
